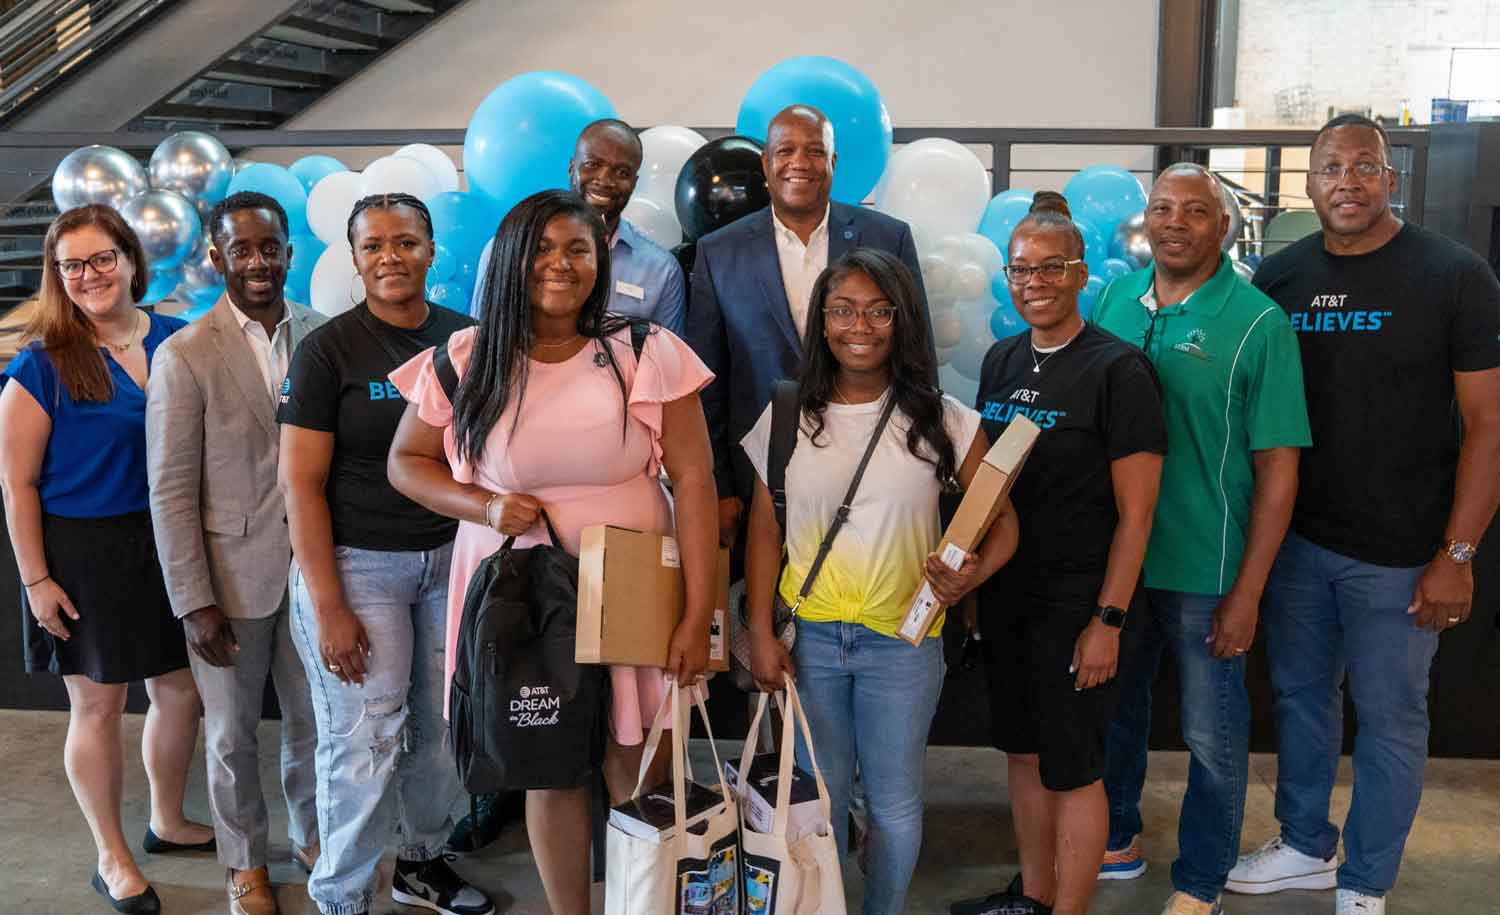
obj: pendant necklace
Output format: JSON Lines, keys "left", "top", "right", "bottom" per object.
{"left": 98, "top": 311, "right": 142, "bottom": 354}
{"left": 1029, "top": 325, "right": 1085, "bottom": 374}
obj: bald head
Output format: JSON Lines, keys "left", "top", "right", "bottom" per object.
{"left": 1152, "top": 163, "right": 1225, "bottom": 217}
{"left": 569, "top": 118, "right": 642, "bottom": 230}
{"left": 1145, "top": 162, "right": 1229, "bottom": 280}
{"left": 764, "top": 105, "right": 837, "bottom": 225}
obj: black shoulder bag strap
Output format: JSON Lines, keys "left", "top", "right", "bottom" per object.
{"left": 784, "top": 391, "right": 898, "bottom": 615}
{"left": 766, "top": 379, "right": 801, "bottom": 534}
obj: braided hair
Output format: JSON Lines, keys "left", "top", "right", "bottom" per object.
{"left": 346, "top": 192, "right": 434, "bottom": 244}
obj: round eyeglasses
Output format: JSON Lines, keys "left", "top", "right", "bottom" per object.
{"left": 825, "top": 306, "right": 896, "bottom": 329}
{"left": 54, "top": 248, "right": 120, "bottom": 280}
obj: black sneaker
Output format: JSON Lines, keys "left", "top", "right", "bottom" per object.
{"left": 950, "top": 874, "right": 1053, "bottom": 915}
{"left": 392, "top": 855, "right": 495, "bottom": 915}
{"left": 447, "top": 791, "right": 525, "bottom": 853}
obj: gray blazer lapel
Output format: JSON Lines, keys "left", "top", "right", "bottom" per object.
{"left": 748, "top": 213, "right": 804, "bottom": 354}
{"left": 207, "top": 297, "right": 276, "bottom": 437}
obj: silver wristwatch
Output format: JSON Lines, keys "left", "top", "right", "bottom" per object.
{"left": 1443, "top": 540, "right": 1477, "bottom": 564}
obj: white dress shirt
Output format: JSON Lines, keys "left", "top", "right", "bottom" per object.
{"left": 227, "top": 299, "right": 292, "bottom": 398}
{"left": 772, "top": 205, "right": 831, "bottom": 339}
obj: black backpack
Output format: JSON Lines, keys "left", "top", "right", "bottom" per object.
{"left": 438, "top": 322, "right": 649, "bottom": 792}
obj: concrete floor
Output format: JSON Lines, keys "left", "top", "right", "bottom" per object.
{"left": 1, "top": 710, "right": 1496, "bottom": 914}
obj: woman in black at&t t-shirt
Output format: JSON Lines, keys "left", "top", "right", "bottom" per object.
{"left": 951, "top": 199, "right": 1166, "bottom": 915}
{"left": 277, "top": 195, "right": 491, "bottom": 915}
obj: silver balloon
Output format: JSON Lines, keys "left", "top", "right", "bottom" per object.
{"left": 1112, "top": 212, "right": 1152, "bottom": 270}
{"left": 178, "top": 232, "right": 223, "bottom": 291}
{"left": 149, "top": 131, "right": 234, "bottom": 217}
{"left": 1232, "top": 258, "right": 1255, "bottom": 282}
{"left": 51, "top": 145, "right": 148, "bottom": 212}
{"left": 119, "top": 189, "right": 202, "bottom": 272}
{"left": 1220, "top": 180, "right": 1245, "bottom": 253}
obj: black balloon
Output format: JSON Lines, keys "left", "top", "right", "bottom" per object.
{"left": 672, "top": 241, "right": 697, "bottom": 278}
{"left": 673, "top": 136, "right": 769, "bottom": 242}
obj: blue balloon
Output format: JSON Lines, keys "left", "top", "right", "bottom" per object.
{"left": 1078, "top": 276, "right": 1107, "bottom": 320}
{"left": 734, "top": 56, "right": 892, "bottom": 205}
{"left": 227, "top": 163, "right": 310, "bottom": 236}
{"left": 1074, "top": 218, "right": 1109, "bottom": 277}
{"left": 429, "top": 243, "right": 458, "bottom": 288}
{"left": 1102, "top": 257, "right": 1134, "bottom": 281}
{"left": 288, "top": 155, "right": 347, "bottom": 194}
{"left": 176, "top": 298, "right": 216, "bottom": 322}
{"left": 143, "top": 268, "right": 180, "bottom": 304}
{"left": 285, "top": 233, "right": 325, "bottom": 306}
{"left": 977, "top": 189, "right": 1035, "bottom": 257}
{"left": 427, "top": 282, "right": 464, "bottom": 309}
{"left": 988, "top": 283, "right": 1027, "bottom": 339}
{"left": 463, "top": 72, "right": 615, "bottom": 222}
{"left": 1063, "top": 165, "right": 1147, "bottom": 243}
{"left": 427, "top": 191, "right": 496, "bottom": 266}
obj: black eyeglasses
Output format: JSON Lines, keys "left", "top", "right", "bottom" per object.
{"left": 826, "top": 306, "right": 897, "bottom": 329}
{"left": 1003, "top": 259, "right": 1082, "bottom": 285}
{"left": 54, "top": 248, "right": 120, "bottom": 280}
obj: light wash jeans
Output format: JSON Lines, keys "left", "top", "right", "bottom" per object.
{"left": 290, "top": 543, "right": 462, "bottom": 915}
{"left": 1262, "top": 531, "right": 1435, "bottom": 897}
{"left": 790, "top": 620, "right": 945, "bottom": 915}
{"left": 1104, "top": 588, "right": 1251, "bottom": 904}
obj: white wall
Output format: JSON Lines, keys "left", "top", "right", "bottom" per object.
{"left": 278, "top": 0, "right": 1160, "bottom": 188}
{"left": 1235, "top": 0, "right": 1500, "bottom": 126}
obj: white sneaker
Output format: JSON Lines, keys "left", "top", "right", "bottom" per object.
{"left": 1225, "top": 836, "right": 1337, "bottom": 894}
{"left": 1336, "top": 888, "right": 1386, "bottom": 914}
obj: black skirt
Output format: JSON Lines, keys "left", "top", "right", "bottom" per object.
{"left": 21, "top": 511, "right": 188, "bottom": 683}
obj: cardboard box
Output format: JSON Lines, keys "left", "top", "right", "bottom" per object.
{"left": 896, "top": 415, "right": 1040, "bottom": 645}
{"left": 576, "top": 525, "right": 731, "bottom": 671}
{"left": 724, "top": 753, "right": 824, "bottom": 844}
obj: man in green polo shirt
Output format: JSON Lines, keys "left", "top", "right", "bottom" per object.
{"left": 1091, "top": 164, "right": 1311, "bottom": 915}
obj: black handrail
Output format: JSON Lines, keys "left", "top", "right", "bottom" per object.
{"left": 0, "top": 0, "right": 176, "bottom": 122}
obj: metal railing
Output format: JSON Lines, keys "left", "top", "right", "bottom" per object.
{"left": 0, "top": 0, "right": 177, "bottom": 122}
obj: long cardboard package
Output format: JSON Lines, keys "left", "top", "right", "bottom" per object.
{"left": 896, "top": 414, "right": 1040, "bottom": 645}
{"left": 576, "top": 525, "right": 731, "bottom": 671}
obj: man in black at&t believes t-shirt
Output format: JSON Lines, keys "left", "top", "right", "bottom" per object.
{"left": 1225, "top": 115, "right": 1500, "bottom": 912}
{"left": 277, "top": 301, "right": 474, "bottom": 551}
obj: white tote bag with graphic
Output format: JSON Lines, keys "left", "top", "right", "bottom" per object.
{"left": 606, "top": 681, "right": 742, "bottom": 915}
{"left": 735, "top": 675, "right": 846, "bottom": 915}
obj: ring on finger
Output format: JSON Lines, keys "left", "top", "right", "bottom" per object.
{"left": 327, "top": 662, "right": 342, "bottom": 672}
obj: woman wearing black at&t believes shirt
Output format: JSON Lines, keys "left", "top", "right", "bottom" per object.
{"left": 277, "top": 195, "right": 492, "bottom": 915}
{"left": 951, "top": 197, "right": 1166, "bottom": 915}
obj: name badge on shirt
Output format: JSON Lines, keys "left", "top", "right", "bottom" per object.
{"left": 615, "top": 280, "right": 645, "bottom": 300}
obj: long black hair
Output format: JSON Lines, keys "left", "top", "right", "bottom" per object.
{"left": 798, "top": 248, "right": 957, "bottom": 484}
{"left": 453, "top": 189, "right": 636, "bottom": 463}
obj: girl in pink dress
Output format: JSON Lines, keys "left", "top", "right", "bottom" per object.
{"left": 388, "top": 189, "right": 719, "bottom": 915}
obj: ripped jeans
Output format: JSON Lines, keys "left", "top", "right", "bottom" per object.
{"left": 290, "top": 542, "right": 461, "bottom": 915}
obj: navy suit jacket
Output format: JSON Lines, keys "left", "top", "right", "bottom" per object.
{"left": 685, "top": 202, "right": 930, "bottom": 507}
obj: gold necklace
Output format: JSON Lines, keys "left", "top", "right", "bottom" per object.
{"left": 97, "top": 311, "right": 141, "bottom": 354}
{"left": 532, "top": 334, "right": 581, "bottom": 349}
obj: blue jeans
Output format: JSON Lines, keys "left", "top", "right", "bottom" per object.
{"left": 290, "top": 543, "right": 461, "bottom": 915}
{"left": 1104, "top": 588, "right": 1250, "bottom": 904}
{"left": 790, "top": 621, "right": 944, "bottom": 915}
{"left": 1262, "top": 531, "right": 1434, "bottom": 898}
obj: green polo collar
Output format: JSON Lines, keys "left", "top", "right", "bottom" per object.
{"left": 1119, "top": 253, "right": 1238, "bottom": 319}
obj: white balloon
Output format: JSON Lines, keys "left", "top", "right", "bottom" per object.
{"left": 957, "top": 233, "right": 1005, "bottom": 275}
{"left": 955, "top": 263, "right": 992, "bottom": 299}
{"left": 310, "top": 242, "right": 363, "bottom": 317}
{"left": 874, "top": 138, "right": 991, "bottom": 241}
{"left": 307, "top": 171, "right": 365, "bottom": 247}
{"left": 621, "top": 195, "right": 682, "bottom": 251}
{"left": 394, "top": 143, "right": 460, "bottom": 194}
{"left": 361, "top": 155, "right": 442, "bottom": 202}
{"left": 636, "top": 126, "right": 708, "bottom": 200}
{"left": 920, "top": 251, "right": 956, "bottom": 298}
{"left": 932, "top": 305, "right": 963, "bottom": 349}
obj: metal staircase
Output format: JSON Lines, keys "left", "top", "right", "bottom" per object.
{"left": 0, "top": 0, "right": 468, "bottom": 307}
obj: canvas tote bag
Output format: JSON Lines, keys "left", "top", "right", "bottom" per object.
{"left": 606, "top": 682, "right": 741, "bottom": 914}
{"left": 736, "top": 674, "right": 846, "bottom": 914}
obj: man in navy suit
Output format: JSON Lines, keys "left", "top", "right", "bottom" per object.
{"left": 686, "top": 105, "right": 930, "bottom": 547}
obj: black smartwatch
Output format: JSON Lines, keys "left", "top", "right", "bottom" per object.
{"left": 1096, "top": 605, "right": 1127, "bottom": 628}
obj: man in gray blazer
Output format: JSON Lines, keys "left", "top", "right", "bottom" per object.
{"left": 147, "top": 192, "right": 326, "bottom": 915}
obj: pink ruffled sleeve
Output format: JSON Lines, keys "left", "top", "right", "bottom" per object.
{"left": 389, "top": 325, "right": 478, "bottom": 483}
{"left": 628, "top": 326, "right": 714, "bottom": 474}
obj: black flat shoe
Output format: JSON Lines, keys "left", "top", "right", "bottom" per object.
{"left": 91, "top": 872, "right": 161, "bottom": 914}
{"left": 142, "top": 826, "right": 216, "bottom": 854}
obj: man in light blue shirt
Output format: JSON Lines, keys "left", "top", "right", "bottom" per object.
{"left": 470, "top": 118, "right": 686, "bottom": 332}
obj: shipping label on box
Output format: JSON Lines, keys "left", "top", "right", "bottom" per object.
{"left": 897, "top": 415, "right": 1040, "bottom": 645}
{"left": 576, "top": 525, "right": 731, "bottom": 670}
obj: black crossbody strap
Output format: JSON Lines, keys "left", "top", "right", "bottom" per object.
{"left": 789, "top": 392, "right": 898, "bottom": 612}
{"left": 767, "top": 379, "right": 801, "bottom": 535}
{"left": 432, "top": 341, "right": 459, "bottom": 403}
